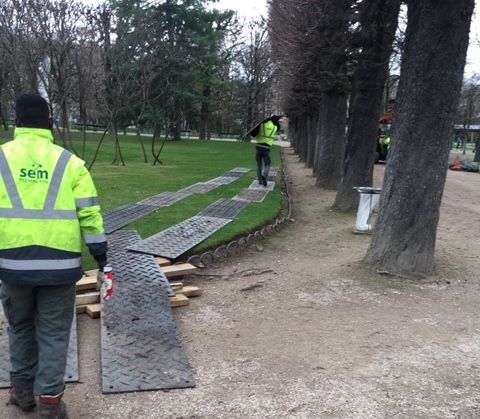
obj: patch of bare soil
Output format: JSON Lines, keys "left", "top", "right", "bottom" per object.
{"left": 3, "top": 149, "right": 480, "bottom": 418}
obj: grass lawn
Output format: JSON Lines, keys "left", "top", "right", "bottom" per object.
{"left": 0, "top": 130, "right": 282, "bottom": 269}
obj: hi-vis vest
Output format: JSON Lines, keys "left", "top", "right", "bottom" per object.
{"left": 256, "top": 121, "right": 278, "bottom": 147}
{"left": 0, "top": 128, "right": 106, "bottom": 284}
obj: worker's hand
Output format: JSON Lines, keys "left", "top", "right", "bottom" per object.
{"left": 97, "top": 265, "right": 115, "bottom": 301}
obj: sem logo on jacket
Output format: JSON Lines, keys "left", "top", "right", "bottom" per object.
{"left": 19, "top": 163, "right": 49, "bottom": 183}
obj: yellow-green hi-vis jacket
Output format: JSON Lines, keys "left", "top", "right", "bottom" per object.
{"left": 0, "top": 128, "right": 107, "bottom": 286}
{"left": 256, "top": 120, "right": 278, "bottom": 148}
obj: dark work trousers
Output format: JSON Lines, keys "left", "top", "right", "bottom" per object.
{"left": 0, "top": 282, "right": 76, "bottom": 396}
{"left": 255, "top": 146, "right": 271, "bottom": 183}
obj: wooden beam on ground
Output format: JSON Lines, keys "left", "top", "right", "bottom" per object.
{"left": 86, "top": 304, "right": 101, "bottom": 319}
{"left": 76, "top": 305, "right": 88, "bottom": 314}
{"left": 76, "top": 275, "right": 97, "bottom": 292}
{"left": 76, "top": 291, "right": 100, "bottom": 306}
{"left": 155, "top": 257, "right": 172, "bottom": 267}
{"left": 162, "top": 263, "right": 197, "bottom": 278}
{"left": 84, "top": 269, "right": 99, "bottom": 277}
{"left": 169, "top": 294, "right": 190, "bottom": 308}
{"left": 175, "top": 286, "right": 201, "bottom": 298}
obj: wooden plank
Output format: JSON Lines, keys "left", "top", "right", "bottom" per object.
{"left": 76, "top": 305, "right": 88, "bottom": 314}
{"left": 169, "top": 282, "right": 184, "bottom": 290}
{"left": 86, "top": 304, "right": 101, "bottom": 319}
{"left": 162, "top": 263, "right": 197, "bottom": 278}
{"left": 169, "top": 294, "right": 190, "bottom": 308}
{"left": 84, "top": 269, "right": 99, "bottom": 277}
{"left": 155, "top": 257, "right": 172, "bottom": 267}
{"left": 175, "top": 286, "right": 201, "bottom": 298}
{"left": 76, "top": 275, "right": 97, "bottom": 292}
{"left": 76, "top": 291, "right": 100, "bottom": 306}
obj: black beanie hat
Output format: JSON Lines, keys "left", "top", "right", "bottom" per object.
{"left": 15, "top": 93, "right": 50, "bottom": 129}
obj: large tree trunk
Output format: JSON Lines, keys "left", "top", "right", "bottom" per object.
{"left": 297, "top": 116, "right": 309, "bottom": 163}
{"left": 289, "top": 118, "right": 298, "bottom": 153}
{"left": 0, "top": 72, "right": 9, "bottom": 131}
{"left": 173, "top": 98, "right": 182, "bottom": 141}
{"left": 314, "top": 92, "right": 347, "bottom": 189}
{"left": 474, "top": 139, "right": 480, "bottom": 162}
{"left": 288, "top": 117, "right": 300, "bottom": 155}
{"left": 199, "top": 85, "right": 211, "bottom": 140}
{"left": 61, "top": 99, "right": 69, "bottom": 138}
{"left": 364, "top": 0, "right": 474, "bottom": 275}
{"left": 306, "top": 113, "right": 319, "bottom": 169}
{"left": 334, "top": 0, "right": 401, "bottom": 211}
{"left": 310, "top": 0, "right": 351, "bottom": 188}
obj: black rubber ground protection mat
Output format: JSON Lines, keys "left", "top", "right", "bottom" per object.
{"left": 0, "top": 307, "right": 79, "bottom": 388}
{"left": 223, "top": 172, "right": 243, "bottom": 178}
{"left": 139, "top": 192, "right": 191, "bottom": 207}
{"left": 268, "top": 169, "right": 278, "bottom": 182}
{"left": 248, "top": 180, "right": 275, "bottom": 191}
{"left": 198, "top": 198, "right": 248, "bottom": 219}
{"left": 235, "top": 189, "right": 269, "bottom": 203}
{"left": 127, "top": 216, "right": 231, "bottom": 259}
{"left": 101, "top": 231, "right": 194, "bottom": 393}
{"left": 103, "top": 203, "right": 158, "bottom": 234}
{"left": 206, "top": 176, "right": 237, "bottom": 185}
{"left": 179, "top": 183, "right": 219, "bottom": 194}
{"left": 223, "top": 171, "right": 246, "bottom": 178}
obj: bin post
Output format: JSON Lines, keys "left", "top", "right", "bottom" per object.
{"left": 353, "top": 187, "right": 382, "bottom": 233}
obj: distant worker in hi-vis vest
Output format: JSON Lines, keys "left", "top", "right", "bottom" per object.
{"left": 0, "top": 94, "right": 108, "bottom": 419}
{"left": 250, "top": 115, "right": 282, "bottom": 187}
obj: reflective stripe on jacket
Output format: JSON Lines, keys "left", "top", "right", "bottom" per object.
{"left": 0, "top": 128, "right": 107, "bottom": 285}
{"left": 256, "top": 121, "right": 277, "bottom": 147}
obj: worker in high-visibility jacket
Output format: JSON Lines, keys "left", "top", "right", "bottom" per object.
{"left": 250, "top": 115, "right": 282, "bottom": 187}
{"left": 0, "top": 94, "right": 107, "bottom": 419}
{"left": 382, "top": 135, "right": 392, "bottom": 149}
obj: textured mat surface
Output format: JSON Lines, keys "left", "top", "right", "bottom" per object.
{"left": 138, "top": 192, "right": 191, "bottom": 207}
{"left": 103, "top": 203, "right": 158, "bottom": 234}
{"left": 206, "top": 176, "right": 238, "bottom": 185}
{"left": 234, "top": 189, "right": 269, "bottom": 203}
{"left": 101, "top": 231, "right": 194, "bottom": 393}
{"left": 248, "top": 180, "right": 275, "bottom": 191}
{"left": 178, "top": 183, "right": 219, "bottom": 194}
{"left": 127, "top": 216, "right": 231, "bottom": 259}
{"left": 198, "top": 199, "right": 248, "bottom": 219}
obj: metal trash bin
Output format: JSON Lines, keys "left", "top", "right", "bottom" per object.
{"left": 353, "top": 187, "right": 382, "bottom": 233}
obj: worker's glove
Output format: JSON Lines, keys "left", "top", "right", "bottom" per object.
{"left": 96, "top": 265, "right": 115, "bottom": 301}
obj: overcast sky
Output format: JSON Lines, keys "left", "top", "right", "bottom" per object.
{"left": 214, "top": 0, "right": 266, "bottom": 18}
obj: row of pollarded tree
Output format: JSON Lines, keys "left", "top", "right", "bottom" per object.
{"left": 270, "top": 0, "right": 475, "bottom": 276}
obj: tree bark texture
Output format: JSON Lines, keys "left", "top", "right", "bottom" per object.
{"left": 311, "top": 0, "right": 351, "bottom": 188}
{"left": 173, "top": 97, "right": 182, "bottom": 141}
{"left": 474, "top": 141, "right": 480, "bottom": 162}
{"left": 199, "top": 85, "right": 211, "bottom": 140}
{"left": 297, "top": 116, "right": 309, "bottom": 163}
{"left": 306, "top": 114, "right": 319, "bottom": 168}
{"left": 289, "top": 118, "right": 299, "bottom": 154}
{"left": 364, "top": 0, "right": 474, "bottom": 275}
{"left": 334, "top": 0, "right": 401, "bottom": 211}
{"left": 314, "top": 92, "right": 347, "bottom": 189}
